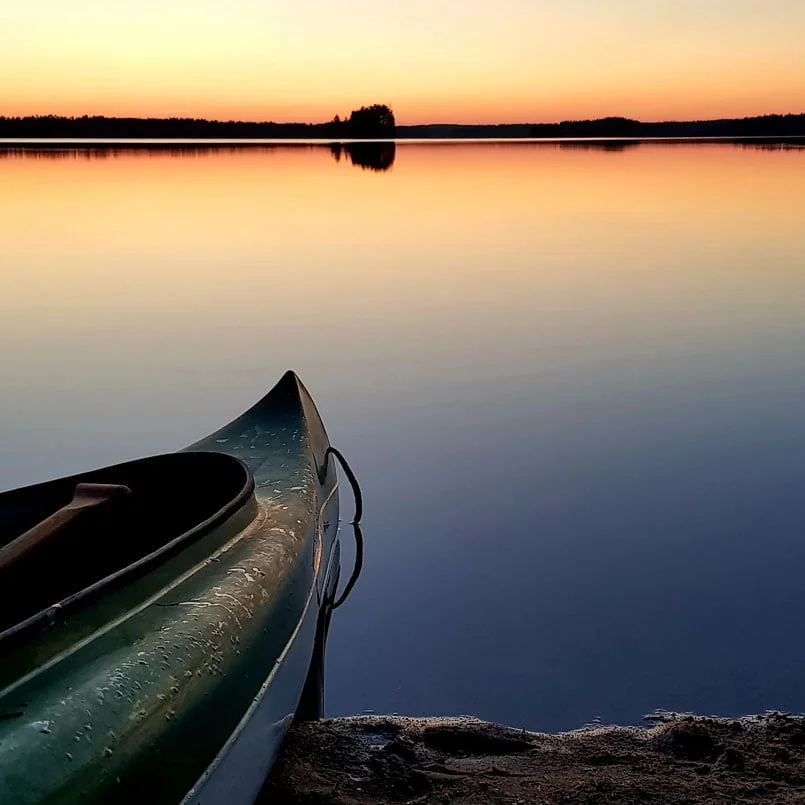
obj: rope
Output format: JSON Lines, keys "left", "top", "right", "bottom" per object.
{"left": 325, "top": 446, "right": 363, "bottom": 524}
{"left": 326, "top": 446, "right": 364, "bottom": 609}
{"left": 333, "top": 522, "right": 363, "bottom": 610}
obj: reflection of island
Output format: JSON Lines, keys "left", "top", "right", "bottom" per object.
{"left": 330, "top": 142, "right": 395, "bottom": 172}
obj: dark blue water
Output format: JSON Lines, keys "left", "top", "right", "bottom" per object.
{"left": 327, "top": 353, "right": 805, "bottom": 729}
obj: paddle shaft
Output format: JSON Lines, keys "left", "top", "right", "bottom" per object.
{"left": 0, "top": 483, "right": 130, "bottom": 575}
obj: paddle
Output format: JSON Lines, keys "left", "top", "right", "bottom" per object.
{"left": 0, "top": 483, "right": 131, "bottom": 575}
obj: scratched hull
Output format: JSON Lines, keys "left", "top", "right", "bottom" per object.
{"left": 0, "top": 372, "right": 340, "bottom": 805}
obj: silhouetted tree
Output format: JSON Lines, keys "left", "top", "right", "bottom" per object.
{"left": 346, "top": 105, "right": 396, "bottom": 138}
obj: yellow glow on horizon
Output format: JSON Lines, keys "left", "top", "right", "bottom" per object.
{"left": 1, "top": 1, "right": 804, "bottom": 124}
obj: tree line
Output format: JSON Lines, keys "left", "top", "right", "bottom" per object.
{"left": 402, "top": 114, "right": 805, "bottom": 139}
{"left": 1, "top": 109, "right": 804, "bottom": 140}
{"left": 0, "top": 104, "right": 396, "bottom": 139}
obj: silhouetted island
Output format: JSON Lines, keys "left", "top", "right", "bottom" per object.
{"left": 1, "top": 107, "right": 805, "bottom": 140}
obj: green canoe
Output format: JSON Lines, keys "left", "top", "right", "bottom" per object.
{"left": 0, "top": 372, "right": 343, "bottom": 804}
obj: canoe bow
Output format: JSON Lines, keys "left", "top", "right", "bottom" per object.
{"left": 0, "top": 371, "right": 341, "bottom": 805}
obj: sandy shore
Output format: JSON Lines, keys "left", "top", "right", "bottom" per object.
{"left": 262, "top": 712, "right": 805, "bottom": 803}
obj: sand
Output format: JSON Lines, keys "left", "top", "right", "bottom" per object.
{"left": 262, "top": 711, "right": 805, "bottom": 804}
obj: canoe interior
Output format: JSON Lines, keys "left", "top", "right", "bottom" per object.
{"left": 0, "top": 452, "right": 252, "bottom": 637}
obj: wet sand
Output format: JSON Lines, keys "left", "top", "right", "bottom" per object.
{"left": 263, "top": 712, "right": 805, "bottom": 804}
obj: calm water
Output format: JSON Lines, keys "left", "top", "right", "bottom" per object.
{"left": 2, "top": 140, "right": 805, "bottom": 731}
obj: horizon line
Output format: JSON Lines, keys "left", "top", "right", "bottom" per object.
{"left": 3, "top": 111, "right": 805, "bottom": 128}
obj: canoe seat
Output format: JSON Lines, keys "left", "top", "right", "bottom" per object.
{"left": 0, "top": 452, "right": 251, "bottom": 636}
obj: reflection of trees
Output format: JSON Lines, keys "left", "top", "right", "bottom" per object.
{"left": 0, "top": 143, "right": 397, "bottom": 169}
{"left": 557, "top": 140, "right": 641, "bottom": 152}
{"left": 0, "top": 146, "right": 275, "bottom": 160}
{"left": 738, "top": 140, "right": 805, "bottom": 151}
{"left": 330, "top": 142, "right": 395, "bottom": 172}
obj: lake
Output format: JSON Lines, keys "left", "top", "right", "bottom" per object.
{"left": 1, "top": 139, "right": 804, "bottom": 732}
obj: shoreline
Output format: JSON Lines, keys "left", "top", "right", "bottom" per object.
{"left": 1, "top": 111, "right": 805, "bottom": 141}
{"left": 2, "top": 134, "right": 805, "bottom": 146}
{"left": 262, "top": 711, "right": 805, "bottom": 803}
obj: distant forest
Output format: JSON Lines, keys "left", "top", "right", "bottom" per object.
{"left": 0, "top": 104, "right": 397, "bottom": 139}
{"left": 1, "top": 107, "right": 805, "bottom": 140}
{"left": 403, "top": 114, "right": 805, "bottom": 139}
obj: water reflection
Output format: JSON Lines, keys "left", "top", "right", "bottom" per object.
{"left": 1, "top": 141, "right": 805, "bottom": 731}
{"left": 0, "top": 141, "right": 397, "bottom": 170}
{"left": 329, "top": 141, "right": 396, "bottom": 171}
{"left": 333, "top": 521, "right": 364, "bottom": 610}
{"left": 1, "top": 138, "right": 802, "bottom": 165}
{"left": 737, "top": 140, "right": 805, "bottom": 151}
{"left": 0, "top": 145, "right": 323, "bottom": 160}
{"left": 557, "top": 140, "right": 642, "bottom": 151}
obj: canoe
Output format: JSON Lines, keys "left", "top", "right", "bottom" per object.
{"left": 0, "top": 371, "right": 344, "bottom": 804}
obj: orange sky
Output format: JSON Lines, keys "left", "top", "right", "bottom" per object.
{"left": 1, "top": 1, "right": 804, "bottom": 124}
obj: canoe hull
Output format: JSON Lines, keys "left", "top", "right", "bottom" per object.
{"left": 183, "top": 499, "right": 340, "bottom": 805}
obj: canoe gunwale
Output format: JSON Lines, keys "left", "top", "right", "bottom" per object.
{"left": 0, "top": 452, "right": 255, "bottom": 649}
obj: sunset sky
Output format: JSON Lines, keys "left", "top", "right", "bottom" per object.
{"left": 2, "top": 0, "right": 803, "bottom": 124}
